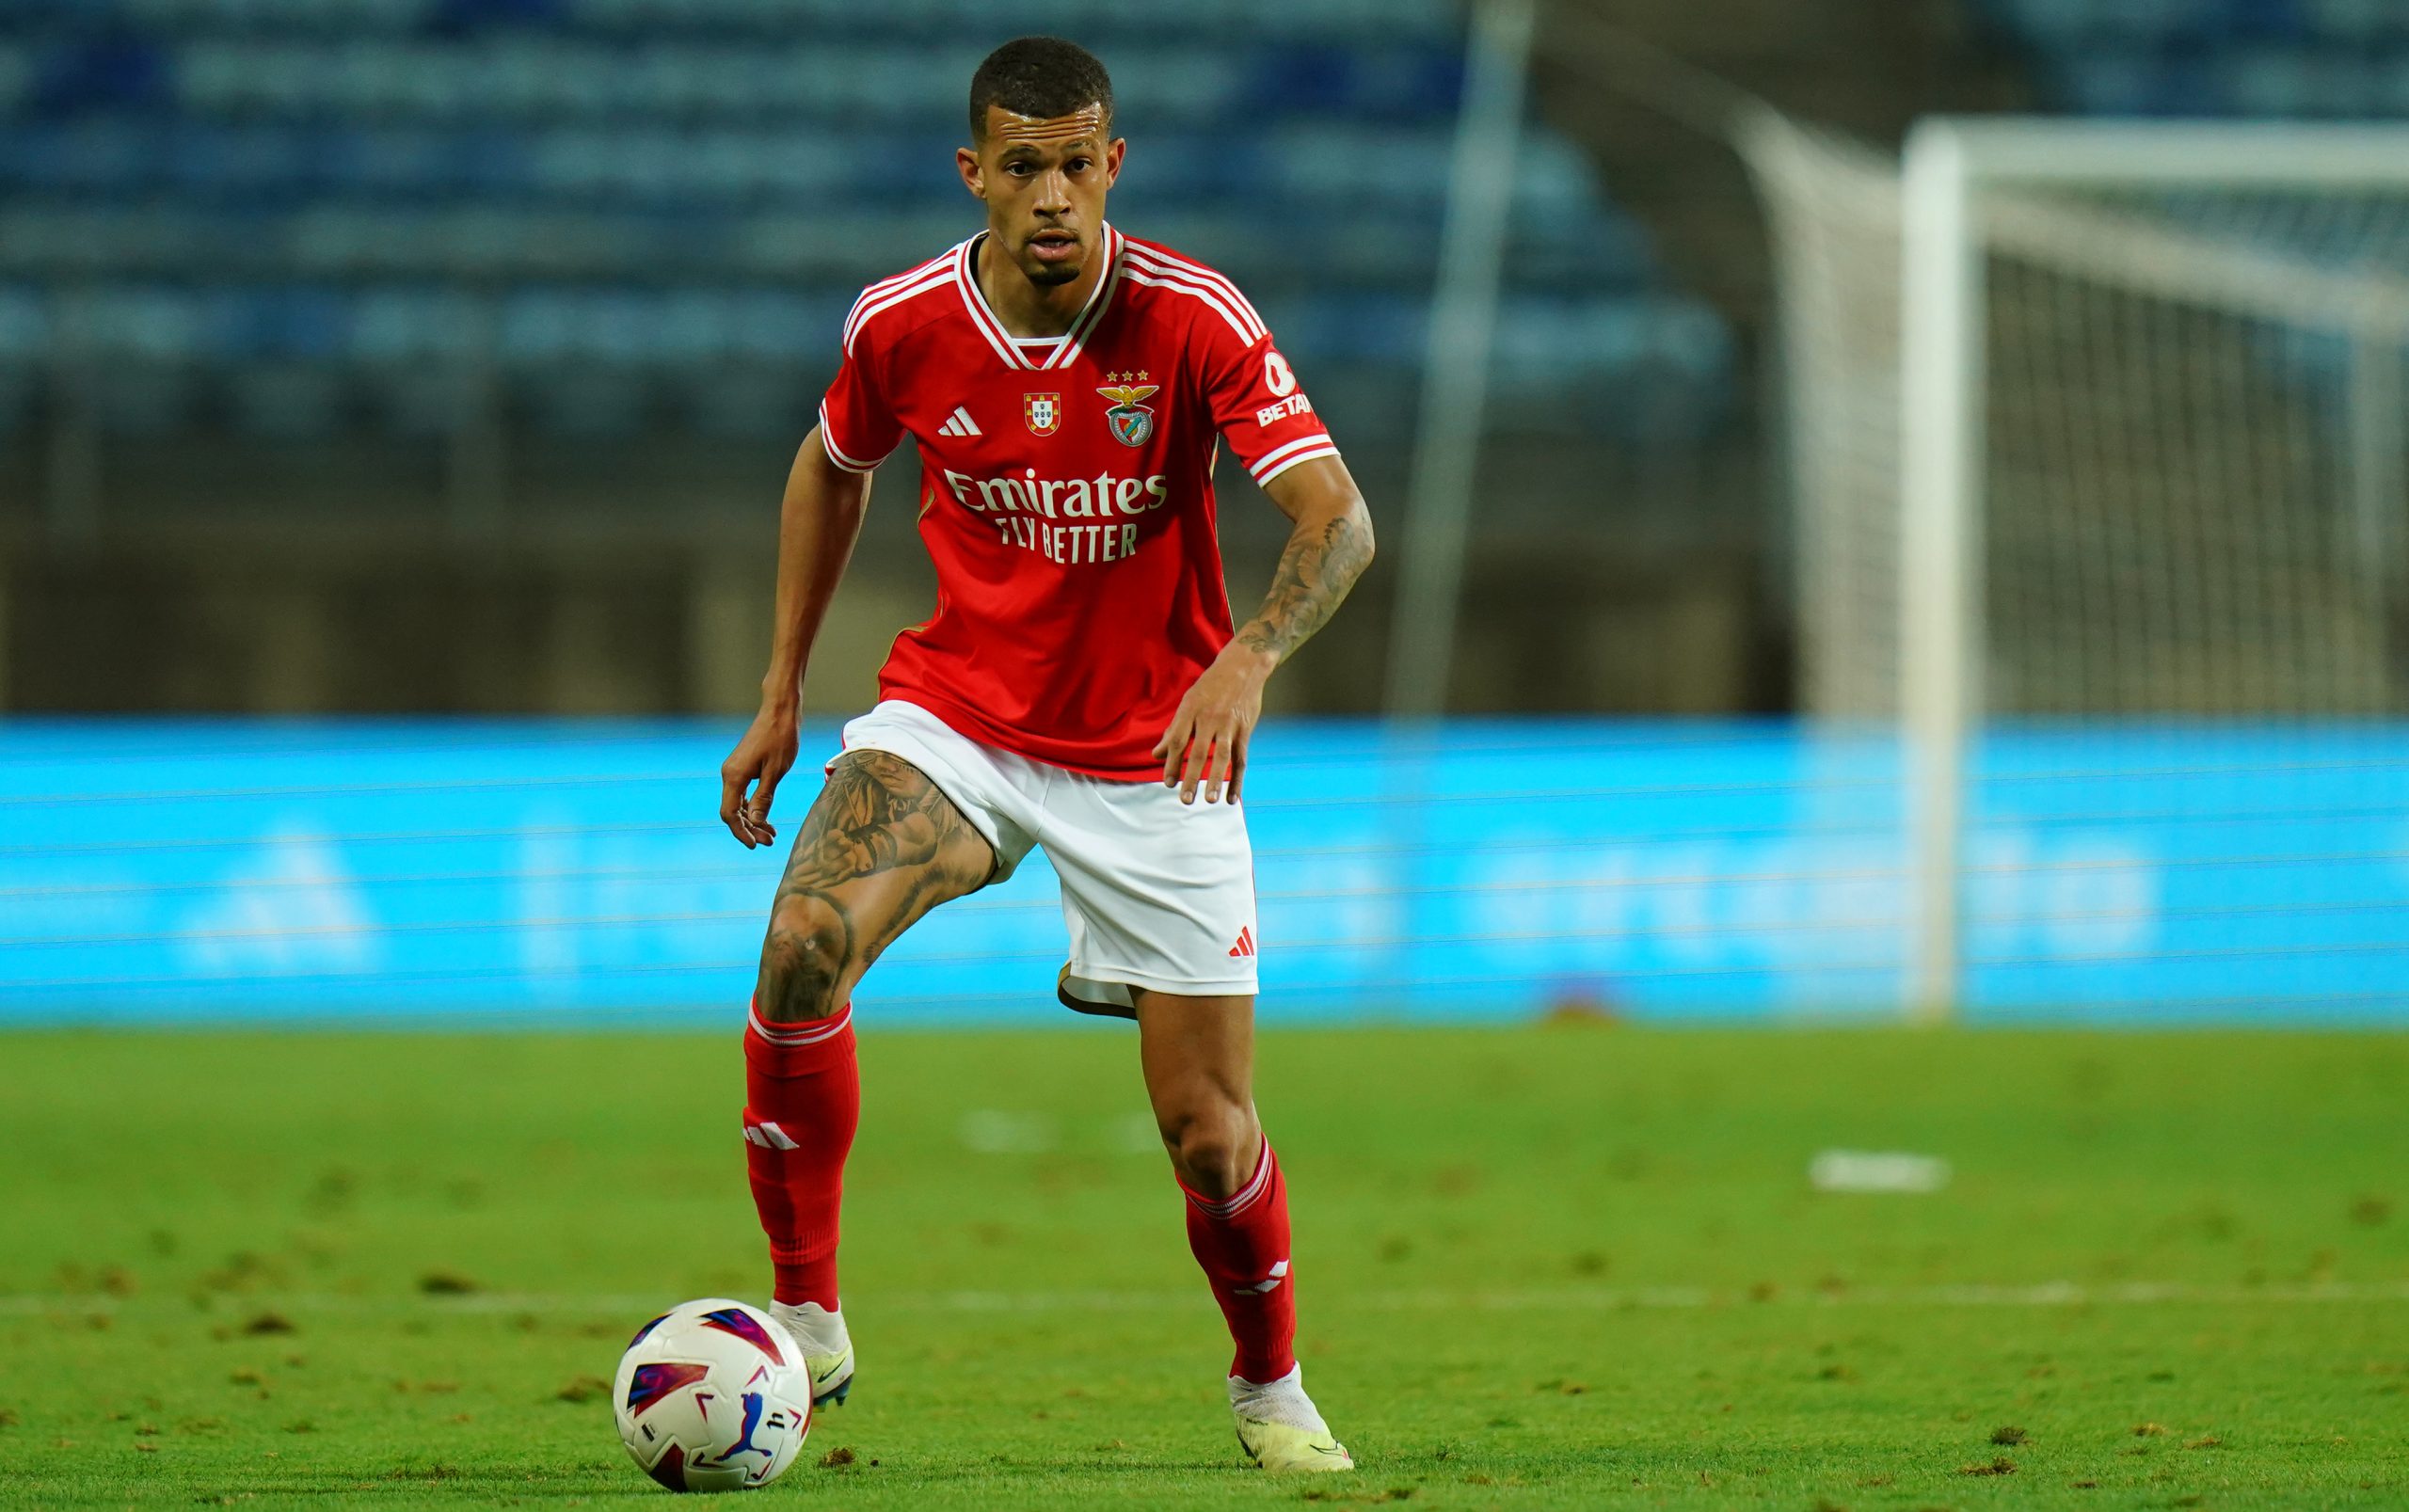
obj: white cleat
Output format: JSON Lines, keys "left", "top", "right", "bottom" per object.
{"left": 768, "top": 1299, "right": 854, "bottom": 1408}
{"left": 1230, "top": 1364, "right": 1354, "bottom": 1472}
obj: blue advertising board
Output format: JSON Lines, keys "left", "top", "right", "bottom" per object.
{"left": 0, "top": 719, "right": 2401, "bottom": 1026}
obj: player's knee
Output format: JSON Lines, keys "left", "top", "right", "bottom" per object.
{"left": 1160, "top": 1098, "right": 1256, "bottom": 1199}
{"left": 757, "top": 898, "right": 854, "bottom": 1024}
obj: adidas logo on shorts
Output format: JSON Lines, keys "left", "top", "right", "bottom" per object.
{"left": 1227, "top": 926, "right": 1256, "bottom": 959}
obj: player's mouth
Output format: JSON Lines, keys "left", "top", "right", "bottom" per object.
{"left": 1029, "top": 229, "right": 1082, "bottom": 265}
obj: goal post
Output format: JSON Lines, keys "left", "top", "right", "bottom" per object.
{"left": 1898, "top": 120, "right": 1983, "bottom": 1020}
{"left": 1747, "top": 112, "right": 2409, "bottom": 1021}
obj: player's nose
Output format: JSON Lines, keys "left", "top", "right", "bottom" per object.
{"left": 1035, "top": 168, "right": 1074, "bottom": 213}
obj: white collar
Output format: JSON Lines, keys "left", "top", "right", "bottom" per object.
{"left": 954, "top": 225, "right": 1125, "bottom": 373}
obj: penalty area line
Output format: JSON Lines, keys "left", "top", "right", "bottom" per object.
{"left": 4, "top": 1280, "right": 2407, "bottom": 1318}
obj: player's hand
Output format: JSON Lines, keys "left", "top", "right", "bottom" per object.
{"left": 1154, "top": 644, "right": 1273, "bottom": 805}
{"left": 719, "top": 701, "right": 801, "bottom": 848}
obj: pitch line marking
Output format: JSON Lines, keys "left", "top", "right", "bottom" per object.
{"left": 6, "top": 1281, "right": 2407, "bottom": 1318}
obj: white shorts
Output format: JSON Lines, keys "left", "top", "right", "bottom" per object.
{"left": 832, "top": 699, "right": 1259, "bottom": 1016}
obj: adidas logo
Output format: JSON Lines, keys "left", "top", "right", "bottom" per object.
{"left": 936, "top": 406, "right": 981, "bottom": 438}
{"left": 742, "top": 1121, "right": 798, "bottom": 1150}
{"left": 1226, "top": 926, "right": 1256, "bottom": 959}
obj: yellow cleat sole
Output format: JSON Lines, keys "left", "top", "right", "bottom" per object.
{"left": 1236, "top": 1426, "right": 1355, "bottom": 1472}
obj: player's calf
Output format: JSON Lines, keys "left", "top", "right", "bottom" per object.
{"left": 742, "top": 1000, "right": 858, "bottom": 1315}
{"left": 1178, "top": 1136, "right": 1296, "bottom": 1381}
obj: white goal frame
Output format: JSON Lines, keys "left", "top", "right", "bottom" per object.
{"left": 1899, "top": 118, "right": 2409, "bottom": 1018}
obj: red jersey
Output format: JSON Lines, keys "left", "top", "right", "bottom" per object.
{"left": 816, "top": 225, "right": 1341, "bottom": 780}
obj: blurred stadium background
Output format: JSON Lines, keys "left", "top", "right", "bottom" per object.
{"left": 2, "top": 0, "right": 2406, "bottom": 1027}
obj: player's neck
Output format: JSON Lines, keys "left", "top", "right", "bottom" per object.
{"left": 974, "top": 231, "right": 1105, "bottom": 341}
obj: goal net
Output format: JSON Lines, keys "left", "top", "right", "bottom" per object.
{"left": 1741, "top": 112, "right": 2409, "bottom": 1018}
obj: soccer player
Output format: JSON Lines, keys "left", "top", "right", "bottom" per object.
{"left": 715, "top": 37, "right": 1373, "bottom": 1472}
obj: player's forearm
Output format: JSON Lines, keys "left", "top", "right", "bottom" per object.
{"left": 759, "top": 430, "right": 872, "bottom": 711}
{"left": 1234, "top": 493, "right": 1375, "bottom": 668}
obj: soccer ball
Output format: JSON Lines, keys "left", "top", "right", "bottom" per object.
{"left": 612, "top": 1298, "right": 812, "bottom": 1492}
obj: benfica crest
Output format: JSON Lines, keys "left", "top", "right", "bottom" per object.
{"left": 1096, "top": 371, "right": 1159, "bottom": 448}
{"left": 1024, "top": 393, "right": 1061, "bottom": 436}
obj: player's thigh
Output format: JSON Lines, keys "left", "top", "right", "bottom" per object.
{"left": 1133, "top": 989, "right": 1260, "bottom": 1192}
{"left": 756, "top": 749, "right": 997, "bottom": 1021}
{"left": 1133, "top": 989, "right": 1256, "bottom": 1115}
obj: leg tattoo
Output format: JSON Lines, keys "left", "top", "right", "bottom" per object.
{"left": 756, "top": 751, "right": 993, "bottom": 1023}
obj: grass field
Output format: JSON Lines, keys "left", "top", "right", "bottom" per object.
{"left": 2, "top": 1025, "right": 2405, "bottom": 1510}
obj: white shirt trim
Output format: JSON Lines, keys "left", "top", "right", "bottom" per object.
{"left": 955, "top": 226, "right": 1125, "bottom": 373}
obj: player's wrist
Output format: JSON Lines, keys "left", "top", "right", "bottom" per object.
{"left": 1223, "top": 637, "right": 1280, "bottom": 678}
{"left": 758, "top": 677, "right": 804, "bottom": 718}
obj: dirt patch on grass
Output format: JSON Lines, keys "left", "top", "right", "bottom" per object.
{"left": 553, "top": 1376, "right": 610, "bottom": 1405}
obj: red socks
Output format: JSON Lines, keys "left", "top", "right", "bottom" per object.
{"left": 1181, "top": 1138, "right": 1298, "bottom": 1384}
{"left": 742, "top": 999, "right": 859, "bottom": 1311}
{"left": 746, "top": 1000, "right": 1292, "bottom": 1382}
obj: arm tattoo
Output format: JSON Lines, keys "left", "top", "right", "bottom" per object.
{"left": 1236, "top": 506, "right": 1374, "bottom": 662}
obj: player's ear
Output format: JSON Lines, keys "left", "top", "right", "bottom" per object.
{"left": 1105, "top": 136, "right": 1125, "bottom": 188}
{"left": 956, "top": 144, "right": 985, "bottom": 200}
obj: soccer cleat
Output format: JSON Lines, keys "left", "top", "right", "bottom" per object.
{"left": 767, "top": 1299, "right": 854, "bottom": 1408}
{"left": 1229, "top": 1365, "right": 1353, "bottom": 1472}
{"left": 1236, "top": 1414, "right": 1354, "bottom": 1472}
{"left": 805, "top": 1344, "right": 854, "bottom": 1409}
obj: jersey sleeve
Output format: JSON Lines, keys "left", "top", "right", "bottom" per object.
{"left": 817, "top": 313, "right": 904, "bottom": 473}
{"left": 1198, "top": 304, "right": 1341, "bottom": 489}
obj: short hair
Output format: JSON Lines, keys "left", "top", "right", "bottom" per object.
{"left": 968, "top": 37, "right": 1113, "bottom": 141}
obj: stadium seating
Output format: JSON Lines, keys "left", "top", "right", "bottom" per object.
{"left": 1978, "top": 0, "right": 2409, "bottom": 118}
{"left": 0, "top": 0, "right": 1732, "bottom": 445}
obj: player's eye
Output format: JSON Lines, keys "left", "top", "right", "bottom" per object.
{"left": 1067, "top": 157, "right": 1092, "bottom": 173}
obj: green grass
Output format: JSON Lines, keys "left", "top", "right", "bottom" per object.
{"left": 2, "top": 1026, "right": 2406, "bottom": 1510}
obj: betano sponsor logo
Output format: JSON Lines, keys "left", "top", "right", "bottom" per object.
{"left": 938, "top": 468, "right": 1171, "bottom": 566}
{"left": 1255, "top": 392, "right": 1313, "bottom": 428}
